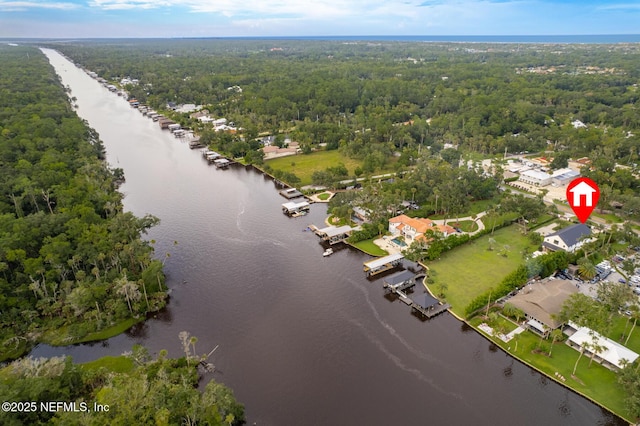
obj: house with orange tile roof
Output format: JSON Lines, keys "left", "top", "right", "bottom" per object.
{"left": 388, "top": 214, "right": 456, "bottom": 245}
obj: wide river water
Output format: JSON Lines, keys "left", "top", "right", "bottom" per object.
{"left": 35, "top": 48, "right": 624, "bottom": 426}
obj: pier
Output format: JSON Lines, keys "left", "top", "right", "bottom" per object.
{"left": 213, "top": 158, "right": 231, "bottom": 168}
{"left": 363, "top": 253, "right": 404, "bottom": 277}
{"left": 279, "top": 188, "right": 304, "bottom": 199}
{"left": 383, "top": 270, "right": 450, "bottom": 319}
{"left": 409, "top": 293, "right": 451, "bottom": 318}
{"left": 382, "top": 270, "right": 416, "bottom": 293}
{"left": 312, "top": 225, "right": 359, "bottom": 245}
{"left": 282, "top": 201, "right": 310, "bottom": 216}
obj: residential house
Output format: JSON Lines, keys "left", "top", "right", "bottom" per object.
{"left": 565, "top": 322, "right": 638, "bottom": 371}
{"left": 543, "top": 224, "right": 591, "bottom": 253}
{"left": 388, "top": 214, "right": 456, "bottom": 245}
{"left": 507, "top": 278, "right": 578, "bottom": 335}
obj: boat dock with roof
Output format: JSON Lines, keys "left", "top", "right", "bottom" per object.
{"left": 311, "top": 225, "right": 360, "bottom": 245}
{"left": 383, "top": 270, "right": 450, "bottom": 318}
{"left": 363, "top": 253, "right": 404, "bottom": 277}
{"left": 279, "top": 187, "right": 304, "bottom": 199}
{"left": 282, "top": 201, "right": 310, "bottom": 216}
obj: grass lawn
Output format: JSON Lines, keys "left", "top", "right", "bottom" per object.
{"left": 80, "top": 355, "right": 134, "bottom": 373}
{"left": 426, "top": 224, "right": 537, "bottom": 316}
{"left": 42, "top": 317, "right": 141, "bottom": 346}
{"left": 326, "top": 215, "right": 351, "bottom": 227}
{"left": 609, "top": 314, "right": 640, "bottom": 354}
{"left": 350, "top": 239, "right": 388, "bottom": 256}
{"left": 469, "top": 318, "right": 633, "bottom": 421}
{"left": 265, "top": 150, "right": 397, "bottom": 186}
{"left": 591, "top": 212, "right": 624, "bottom": 224}
{"left": 449, "top": 220, "right": 477, "bottom": 233}
{"left": 317, "top": 192, "right": 332, "bottom": 201}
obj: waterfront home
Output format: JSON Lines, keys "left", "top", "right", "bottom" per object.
{"left": 507, "top": 279, "right": 578, "bottom": 336}
{"left": 565, "top": 322, "right": 639, "bottom": 371}
{"left": 543, "top": 223, "right": 591, "bottom": 253}
{"left": 388, "top": 214, "right": 456, "bottom": 245}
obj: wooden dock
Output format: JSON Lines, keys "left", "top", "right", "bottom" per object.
{"left": 383, "top": 270, "right": 450, "bottom": 319}
{"left": 363, "top": 253, "right": 404, "bottom": 277}
{"left": 411, "top": 301, "right": 451, "bottom": 319}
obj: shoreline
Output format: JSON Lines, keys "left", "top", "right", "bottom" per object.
{"left": 420, "top": 277, "right": 634, "bottom": 424}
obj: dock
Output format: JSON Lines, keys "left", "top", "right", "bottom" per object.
{"left": 363, "top": 253, "right": 404, "bottom": 277}
{"left": 312, "top": 225, "right": 360, "bottom": 245}
{"left": 409, "top": 293, "right": 451, "bottom": 318}
{"left": 213, "top": 158, "right": 231, "bottom": 169}
{"left": 382, "top": 270, "right": 450, "bottom": 319}
{"left": 282, "top": 201, "right": 310, "bottom": 216}
{"left": 382, "top": 270, "right": 416, "bottom": 293}
{"left": 279, "top": 188, "right": 304, "bottom": 199}
{"left": 202, "top": 150, "right": 222, "bottom": 163}
{"left": 188, "top": 136, "right": 203, "bottom": 149}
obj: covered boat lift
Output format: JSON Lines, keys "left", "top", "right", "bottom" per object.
{"left": 314, "top": 225, "right": 358, "bottom": 245}
{"left": 282, "top": 201, "right": 310, "bottom": 216}
{"left": 363, "top": 253, "right": 404, "bottom": 277}
{"left": 383, "top": 270, "right": 416, "bottom": 293}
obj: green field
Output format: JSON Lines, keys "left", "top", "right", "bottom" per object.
{"left": 42, "top": 317, "right": 141, "bottom": 346}
{"left": 426, "top": 225, "right": 537, "bottom": 316}
{"left": 350, "top": 239, "right": 388, "bottom": 256}
{"left": 265, "top": 150, "right": 396, "bottom": 186}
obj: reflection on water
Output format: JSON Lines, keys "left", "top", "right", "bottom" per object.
{"left": 34, "top": 47, "right": 627, "bottom": 426}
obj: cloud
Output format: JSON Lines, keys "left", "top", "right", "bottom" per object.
{"left": 0, "top": 0, "right": 78, "bottom": 11}
{"left": 596, "top": 3, "right": 640, "bottom": 10}
{"left": 89, "top": 0, "right": 173, "bottom": 10}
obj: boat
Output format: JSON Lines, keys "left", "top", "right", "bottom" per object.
{"left": 323, "top": 248, "right": 334, "bottom": 257}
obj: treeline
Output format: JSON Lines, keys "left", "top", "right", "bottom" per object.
{"left": 0, "top": 345, "right": 244, "bottom": 425}
{"left": 44, "top": 39, "right": 640, "bottom": 220}
{"left": 0, "top": 46, "right": 167, "bottom": 360}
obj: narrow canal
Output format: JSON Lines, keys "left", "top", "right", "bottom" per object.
{"left": 35, "top": 48, "right": 624, "bottom": 426}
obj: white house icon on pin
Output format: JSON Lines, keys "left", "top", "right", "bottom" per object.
{"left": 569, "top": 181, "right": 597, "bottom": 206}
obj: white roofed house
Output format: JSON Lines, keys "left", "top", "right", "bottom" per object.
{"left": 565, "top": 322, "right": 639, "bottom": 371}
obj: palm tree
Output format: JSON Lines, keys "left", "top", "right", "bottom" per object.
{"left": 625, "top": 306, "right": 640, "bottom": 346}
{"left": 572, "top": 342, "right": 589, "bottom": 376}
{"left": 577, "top": 258, "right": 597, "bottom": 280}
{"left": 548, "top": 329, "right": 563, "bottom": 357}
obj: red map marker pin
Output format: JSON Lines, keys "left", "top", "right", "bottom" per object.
{"left": 566, "top": 177, "right": 600, "bottom": 223}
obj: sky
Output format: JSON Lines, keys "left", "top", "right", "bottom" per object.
{"left": 1, "top": 0, "right": 639, "bottom": 38}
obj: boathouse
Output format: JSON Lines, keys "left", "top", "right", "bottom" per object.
{"left": 363, "top": 253, "right": 404, "bottom": 277}
{"left": 410, "top": 293, "right": 450, "bottom": 318}
{"left": 314, "top": 225, "right": 357, "bottom": 245}
{"left": 279, "top": 188, "right": 304, "bottom": 199}
{"left": 383, "top": 270, "right": 416, "bottom": 292}
{"left": 214, "top": 158, "right": 231, "bottom": 168}
{"left": 282, "top": 201, "right": 310, "bottom": 216}
{"left": 202, "top": 150, "right": 221, "bottom": 162}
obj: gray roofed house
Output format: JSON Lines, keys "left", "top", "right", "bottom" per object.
{"left": 542, "top": 223, "right": 591, "bottom": 253}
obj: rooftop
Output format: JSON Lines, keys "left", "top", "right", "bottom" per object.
{"left": 507, "top": 279, "right": 578, "bottom": 329}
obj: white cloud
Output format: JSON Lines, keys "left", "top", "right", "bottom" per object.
{"left": 0, "top": 0, "right": 78, "bottom": 11}
{"left": 89, "top": 0, "right": 173, "bottom": 10}
{"left": 596, "top": 3, "right": 640, "bottom": 10}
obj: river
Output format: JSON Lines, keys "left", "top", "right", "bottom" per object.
{"left": 35, "top": 48, "right": 624, "bottom": 426}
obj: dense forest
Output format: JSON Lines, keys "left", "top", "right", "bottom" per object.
{"left": 0, "top": 45, "right": 167, "bottom": 360}
{"left": 46, "top": 39, "right": 640, "bottom": 222}
{"left": 0, "top": 342, "right": 244, "bottom": 425}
